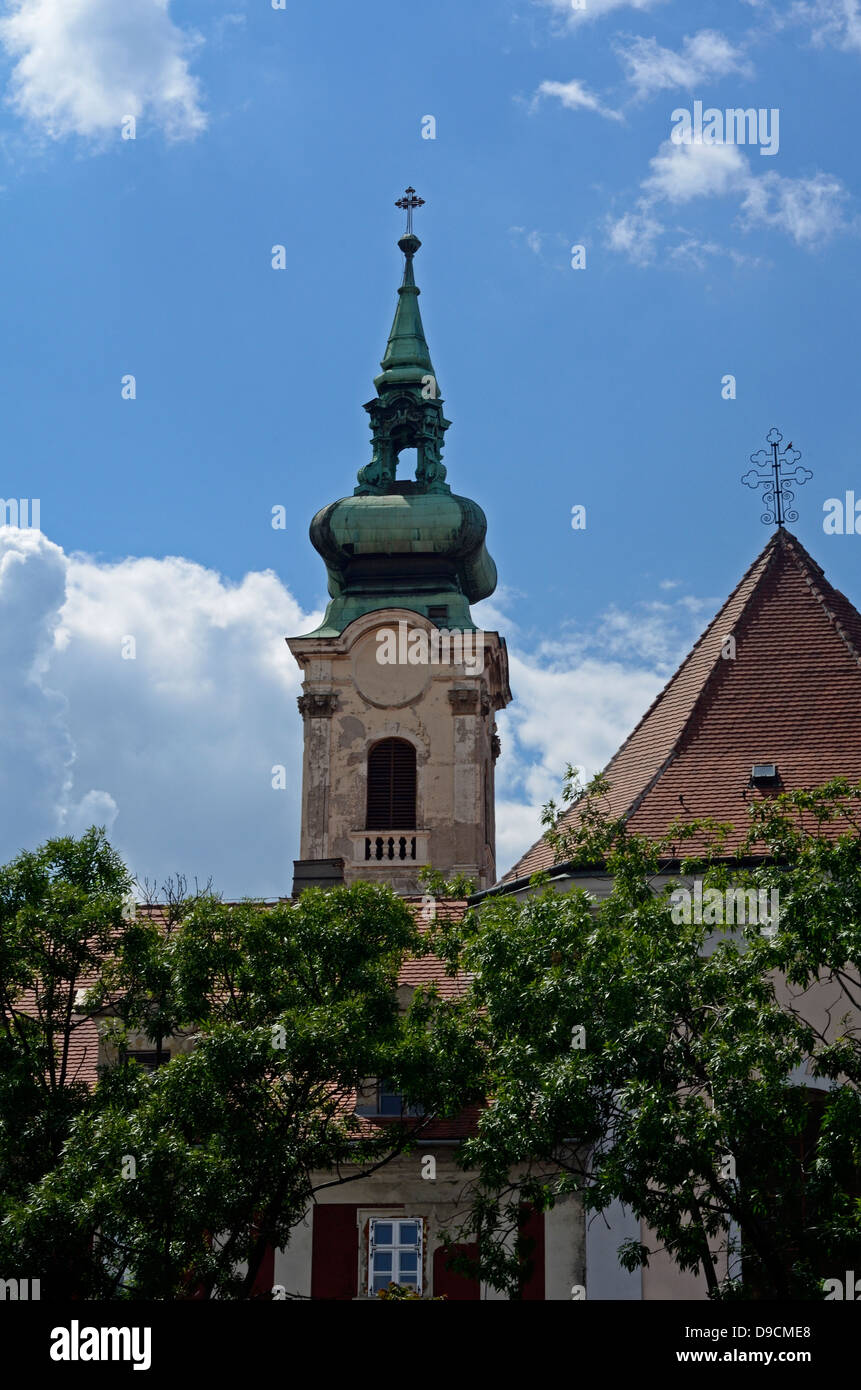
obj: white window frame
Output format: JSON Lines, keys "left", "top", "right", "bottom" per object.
{"left": 367, "top": 1217, "right": 424, "bottom": 1296}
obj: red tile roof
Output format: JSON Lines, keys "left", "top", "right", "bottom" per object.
{"left": 399, "top": 896, "right": 469, "bottom": 1001}
{"left": 503, "top": 529, "right": 861, "bottom": 881}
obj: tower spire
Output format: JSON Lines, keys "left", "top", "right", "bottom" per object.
{"left": 355, "top": 189, "right": 450, "bottom": 496}
{"left": 301, "top": 194, "right": 500, "bottom": 638}
{"left": 376, "top": 228, "right": 434, "bottom": 385}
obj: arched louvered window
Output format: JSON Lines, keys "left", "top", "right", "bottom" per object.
{"left": 366, "top": 738, "right": 416, "bottom": 830}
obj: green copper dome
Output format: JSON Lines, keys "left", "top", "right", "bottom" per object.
{"left": 304, "top": 213, "right": 498, "bottom": 637}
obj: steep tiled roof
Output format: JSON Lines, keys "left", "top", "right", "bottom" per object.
{"left": 63, "top": 1015, "right": 102, "bottom": 1089}
{"left": 10, "top": 988, "right": 104, "bottom": 1091}
{"left": 503, "top": 529, "right": 861, "bottom": 882}
{"left": 399, "top": 896, "right": 468, "bottom": 1000}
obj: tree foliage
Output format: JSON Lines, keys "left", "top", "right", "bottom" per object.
{"left": 0, "top": 836, "right": 481, "bottom": 1299}
{"left": 435, "top": 774, "right": 861, "bottom": 1300}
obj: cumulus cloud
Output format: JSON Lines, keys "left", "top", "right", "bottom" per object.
{"left": 0, "top": 529, "right": 75, "bottom": 850}
{"left": 531, "top": 77, "right": 623, "bottom": 121}
{"left": 608, "top": 139, "right": 850, "bottom": 263}
{"left": 0, "top": 530, "right": 727, "bottom": 893}
{"left": 643, "top": 139, "right": 751, "bottom": 204}
{"left": 0, "top": 527, "right": 318, "bottom": 898}
{"left": 615, "top": 30, "right": 753, "bottom": 100}
{"left": 494, "top": 653, "right": 663, "bottom": 872}
{"left": 0, "top": 0, "right": 207, "bottom": 141}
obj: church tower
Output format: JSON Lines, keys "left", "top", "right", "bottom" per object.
{"left": 288, "top": 194, "right": 511, "bottom": 895}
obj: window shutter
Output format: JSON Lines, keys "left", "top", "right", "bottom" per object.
{"left": 366, "top": 739, "right": 416, "bottom": 829}
{"left": 311, "top": 1206, "right": 360, "bottom": 1300}
{"left": 432, "top": 1243, "right": 480, "bottom": 1301}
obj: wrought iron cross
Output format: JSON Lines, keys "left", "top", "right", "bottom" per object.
{"left": 395, "top": 186, "right": 425, "bottom": 235}
{"left": 741, "top": 428, "right": 813, "bottom": 526}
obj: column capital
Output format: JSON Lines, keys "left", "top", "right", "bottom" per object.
{"left": 297, "top": 691, "right": 339, "bottom": 719}
{"left": 448, "top": 686, "right": 490, "bottom": 716}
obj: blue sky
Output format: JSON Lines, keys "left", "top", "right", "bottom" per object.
{"left": 1, "top": 0, "right": 859, "bottom": 895}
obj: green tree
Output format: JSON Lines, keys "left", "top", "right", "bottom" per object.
{"left": 0, "top": 828, "right": 133, "bottom": 1203}
{"left": 435, "top": 774, "right": 861, "bottom": 1300}
{"left": 0, "top": 838, "right": 481, "bottom": 1299}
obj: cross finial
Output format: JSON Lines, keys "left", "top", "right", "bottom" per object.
{"left": 395, "top": 186, "right": 425, "bottom": 235}
{"left": 741, "top": 428, "right": 813, "bottom": 527}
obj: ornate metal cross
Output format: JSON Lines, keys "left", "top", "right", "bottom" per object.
{"left": 741, "top": 428, "right": 813, "bottom": 526}
{"left": 395, "top": 186, "right": 425, "bottom": 235}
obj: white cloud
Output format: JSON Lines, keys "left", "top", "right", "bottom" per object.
{"left": 0, "top": 530, "right": 721, "bottom": 893}
{"left": 667, "top": 236, "right": 765, "bottom": 269}
{"left": 0, "top": 529, "right": 76, "bottom": 850}
{"left": 605, "top": 207, "right": 664, "bottom": 264}
{"left": 473, "top": 584, "right": 525, "bottom": 633}
{"left": 609, "top": 139, "right": 850, "bottom": 263}
{"left": 667, "top": 237, "right": 722, "bottom": 267}
{"left": 574, "top": 598, "right": 714, "bottom": 668}
{"left": 743, "top": 0, "right": 861, "bottom": 52}
{"left": 0, "top": 527, "right": 319, "bottom": 898}
{"left": 791, "top": 0, "right": 861, "bottom": 51}
{"left": 740, "top": 169, "right": 850, "bottom": 245}
{"left": 532, "top": 77, "right": 623, "bottom": 121}
{"left": 534, "top": 0, "right": 667, "bottom": 27}
{"left": 489, "top": 593, "right": 714, "bottom": 873}
{"left": 643, "top": 138, "right": 751, "bottom": 204}
{"left": 495, "top": 798, "right": 552, "bottom": 876}
{"left": 494, "top": 653, "right": 662, "bottom": 872}
{"left": 615, "top": 30, "right": 753, "bottom": 100}
{"left": 0, "top": 0, "right": 207, "bottom": 141}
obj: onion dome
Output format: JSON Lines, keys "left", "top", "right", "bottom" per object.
{"left": 306, "top": 201, "right": 499, "bottom": 636}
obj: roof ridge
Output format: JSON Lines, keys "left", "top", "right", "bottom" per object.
{"left": 500, "top": 530, "right": 797, "bottom": 884}
{"left": 598, "top": 531, "right": 782, "bottom": 804}
{"left": 779, "top": 529, "right": 861, "bottom": 671}
{"left": 501, "top": 529, "right": 861, "bottom": 886}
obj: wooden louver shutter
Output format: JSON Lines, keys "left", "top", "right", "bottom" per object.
{"left": 366, "top": 739, "right": 416, "bottom": 830}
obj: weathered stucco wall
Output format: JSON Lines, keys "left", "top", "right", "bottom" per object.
{"left": 288, "top": 609, "right": 511, "bottom": 891}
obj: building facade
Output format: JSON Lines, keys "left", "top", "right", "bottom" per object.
{"left": 281, "top": 220, "right": 861, "bottom": 1300}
